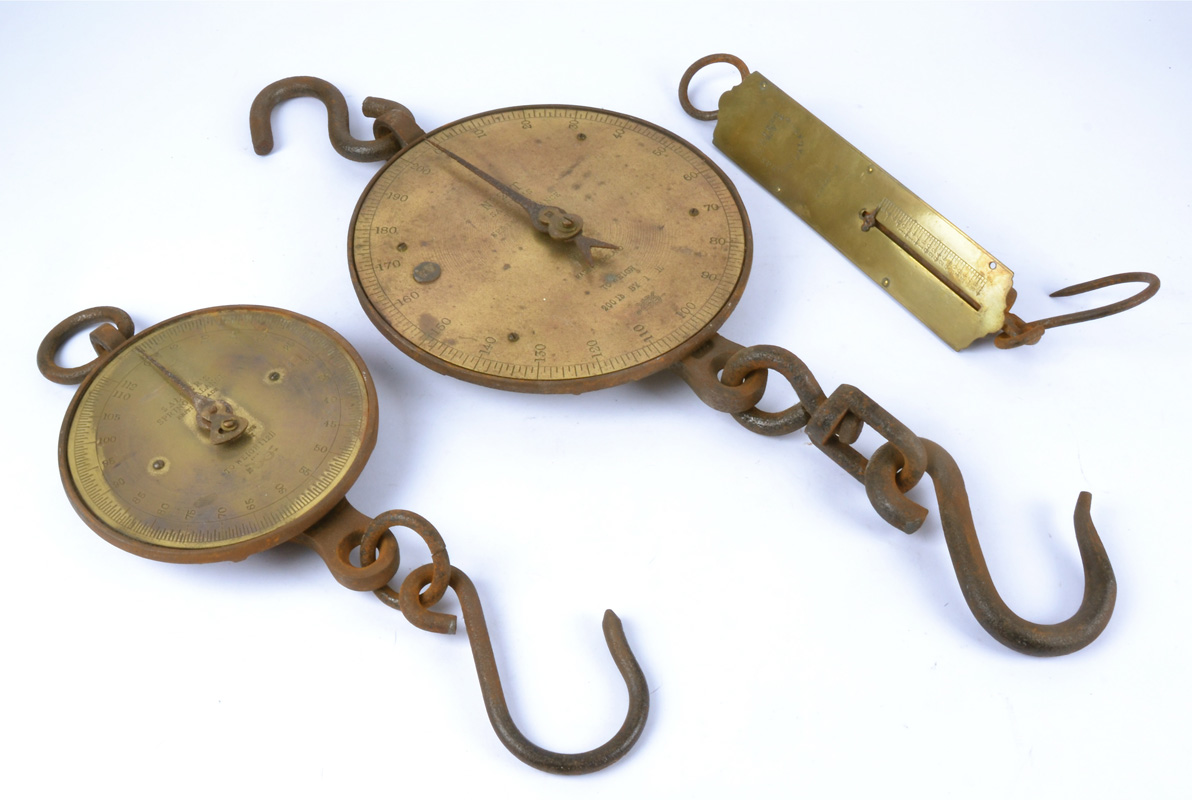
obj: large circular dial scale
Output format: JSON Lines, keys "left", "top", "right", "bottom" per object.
{"left": 348, "top": 105, "right": 752, "bottom": 393}
{"left": 52, "top": 306, "right": 377, "bottom": 563}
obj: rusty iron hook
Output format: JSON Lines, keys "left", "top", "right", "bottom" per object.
{"left": 995, "top": 271, "right": 1159, "bottom": 348}
{"left": 250, "top": 76, "right": 418, "bottom": 162}
{"left": 864, "top": 440, "right": 1115, "bottom": 656}
{"left": 398, "top": 563, "right": 649, "bottom": 775}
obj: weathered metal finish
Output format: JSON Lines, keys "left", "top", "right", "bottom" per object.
{"left": 400, "top": 563, "right": 649, "bottom": 775}
{"left": 40, "top": 306, "right": 648, "bottom": 774}
{"left": 681, "top": 336, "right": 1116, "bottom": 655}
{"left": 679, "top": 54, "right": 1159, "bottom": 350}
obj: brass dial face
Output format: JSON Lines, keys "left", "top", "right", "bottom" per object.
{"left": 60, "top": 306, "right": 377, "bottom": 563}
{"left": 349, "top": 105, "right": 751, "bottom": 393}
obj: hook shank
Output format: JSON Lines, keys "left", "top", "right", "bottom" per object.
{"left": 399, "top": 563, "right": 649, "bottom": 775}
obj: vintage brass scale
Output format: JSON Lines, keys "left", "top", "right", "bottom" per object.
{"left": 247, "top": 72, "right": 1125, "bottom": 659}
{"left": 39, "top": 60, "right": 1153, "bottom": 775}
{"left": 37, "top": 305, "right": 647, "bottom": 775}
{"left": 677, "top": 54, "right": 1159, "bottom": 350}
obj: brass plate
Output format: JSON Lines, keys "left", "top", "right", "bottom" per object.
{"left": 713, "top": 72, "right": 1013, "bottom": 350}
{"left": 60, "top": 306, "right": 377, "bottom": 563}
{"left": 349, "top": 105, "right": 751, "bottom": 393}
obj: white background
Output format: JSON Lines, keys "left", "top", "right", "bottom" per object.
{"left": 3, "top": 2, "right": 1189, "bottom": 797}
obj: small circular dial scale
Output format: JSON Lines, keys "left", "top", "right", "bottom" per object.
{"left": 52, "top": 306, "right": 375, "bottom": 563}
{"left": 39, "top": 303, "right": 650, "bottom": 775}
{"left": 348, "top": 106, "right": 752, "bottom": 393}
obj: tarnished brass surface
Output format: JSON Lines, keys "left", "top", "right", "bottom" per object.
{"left": 348, "top": 106, "right": 751, "bottom": 393}
{"left": 56, "top": 306, "right": 377, "bottom": 562}
{"left": 711, "top": 71, "right": 1012, "bottom": 350}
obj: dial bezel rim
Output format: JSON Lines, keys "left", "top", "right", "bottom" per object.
{"left": 346, "top": 103, "right": 754, "bottom": 395}
{"left": 57, "top": 305, "right": 380, "bottom": 564}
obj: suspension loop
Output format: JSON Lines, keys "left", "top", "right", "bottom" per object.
{"left": 678, "top": 53, "right": 751, "bottom": 121}
{"left": 37, "top": 306, "right": 135, "bottom": 385}
{"left": 360, "top": 510, "right": 452, "bottom": 613}
{"left": 672, "top": 335, "right": 767, "bottom": 414}
{"left": 335, "top": 527, "right": 402, "bottom": 591}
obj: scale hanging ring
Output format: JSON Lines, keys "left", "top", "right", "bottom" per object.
{"left": 37, "top": 306, "right": 135, "bottom": 385}
{"left": 679, "top": 53, "right": 750, "bottom": 121}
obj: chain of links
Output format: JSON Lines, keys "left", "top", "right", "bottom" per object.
{"left": 358, "top": 509, "right": 457, "bottom": 633}
{"left": 704, "top": 339, "right": 932, "bottom": 533}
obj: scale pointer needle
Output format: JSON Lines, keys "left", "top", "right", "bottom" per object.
{"left": 137, "top": 349, "right": 249, "bottom": 444}
{"left": 428, "top": 140, "right": 618, "bottom": 267}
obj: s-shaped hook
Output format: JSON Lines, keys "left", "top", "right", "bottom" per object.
{"left": 249, "top": 76, "right": 424, "bottom": 162}
{"left": 398, "top": 563, "right": 650, "bottom": 774}
{"left": 865, "top": 439, "right": 1115, "bottom": 656}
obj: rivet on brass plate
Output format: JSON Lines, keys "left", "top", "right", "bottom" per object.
{"left": 413, "top": 261, "right": 441, "bottom": 283}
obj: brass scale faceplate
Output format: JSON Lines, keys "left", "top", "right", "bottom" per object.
{"left": 348, "top": 105, "right": 752, "bottom": 393}
{"left": 59, "top": 306, "right": 376, "bottom": 563}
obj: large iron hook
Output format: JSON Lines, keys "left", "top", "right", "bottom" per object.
{"left": 249, "top": 76, "right": 423, "bottom": 162}
{"left": 995, "top": 271, "right": 1160, "bottom": 348}
{"left": 864, "top": 439, "right": 1115, "bottom": 656}
{"left": 398, "top": 563, "right": 649, "bottom": 775}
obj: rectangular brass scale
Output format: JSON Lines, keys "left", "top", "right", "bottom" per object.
{"left": 712, "top": 71, "right": 1013, "bottom": 350}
